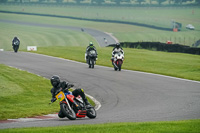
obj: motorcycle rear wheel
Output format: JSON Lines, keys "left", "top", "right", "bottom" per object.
{"left": 60, "top": 103, "right": 76, "bottom": 120}
{"left": 86, "top": 107, "right": 96, "bottom": 119}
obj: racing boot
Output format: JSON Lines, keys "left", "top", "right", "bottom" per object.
{"left": 111, "top": 57, "right": 114, "bottom": 65}
{"left": 83, "top": 98, "right": 92, "bottom": 109}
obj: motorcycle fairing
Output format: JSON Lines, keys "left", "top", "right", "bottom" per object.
{"left": 115, "top": 60, "right": 123, "bottom": 65}
{"left": 76, "top": 110, "right": 87, "bottom": 118}
{"left": 66, "top": 94, "right": 75, "bottom": 103}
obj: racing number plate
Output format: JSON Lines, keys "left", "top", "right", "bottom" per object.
{"left": 56, "top": 91, "right": 65, "bottom": 101}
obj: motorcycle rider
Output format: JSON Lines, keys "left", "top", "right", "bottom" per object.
{"left": 12, "top": 36, "right": 20, "bottom": 52}
{"left": 50, "top": 75, "right": 92, "bottom": 118}
{"left": 85, "top": 42, "right": 98, "bottom": 67}
{"left": 111, "top": 43, "right": 124, "bottom": 63}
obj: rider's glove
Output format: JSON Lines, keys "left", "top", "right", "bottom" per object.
{"left": 51, "top": 98, "right": 56, "bottom": 103}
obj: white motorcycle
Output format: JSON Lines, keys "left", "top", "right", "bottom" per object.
{"left": 111, "top": 52, "right": 124, "bottom": 71}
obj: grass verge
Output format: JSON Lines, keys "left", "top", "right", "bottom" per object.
{"left": 1, "top": 119, "right": 200, "bottom": 133}
{"left": 0, "top": 64, "right": 94, "bottom": 120}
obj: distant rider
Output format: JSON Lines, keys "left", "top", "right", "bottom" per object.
{"left": 111, "top": 43, "right": 124, "bottom": 63}
{"left": 85, "top": 42, "right": 98, "bottom": 63}
{"left": 50, "top": 75, "right": 92, "bottom": 118}
{"left": 12, "top": 36, "right": 20, "bottom": 50}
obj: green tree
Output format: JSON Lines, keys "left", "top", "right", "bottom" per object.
{"left": 38, "top": 0, "right": 45, "bottom": 3}
{"left": 76, "top": 0, "right": 82, "bottom": 4}
{"left": 135, "top": 0, "right": 145, "bottom": 5}
{"left": 173, "top": 0, "right": 193, "bottom": 4}
{"left": 0, "top": 0, "right": 8, "bottom": 3}
{"left": 92, "top": 0, "right": 104, "bottom": 5}
{"left": 56, "top": 0, "right": 63, "bottom": 3}
{"left": 157, "top": 0, "right": 166, "bottom": 5}
{"left": 114, "top": 0, "right": 121, "bottom": 5}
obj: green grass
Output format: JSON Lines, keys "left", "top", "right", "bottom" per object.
{"left": 1, "top": 119, "right": 200, "bottom": 133}
{"left": 0, "top": 5, "right": 200, "bottom": 46}
{"left": 0, "top": 64, "right": 57, "bottom": 119}
{"left": 30, "top": 46, "right": 200, "bottom": 81}
{"left": 0, "top": 17, "right": 97, "bottom": 51}
{"left": 0, "top": 4, "right": 199, "bottom": 28}
{"left": 0, "top": 64, "right": 94, "bottom": 120}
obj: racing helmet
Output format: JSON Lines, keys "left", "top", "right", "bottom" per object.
{"left": 50, "top": 75, "right": 60, "bottom": 87}
{"left": 89, "top": 42, "right": 93, "bottom": 47}
{"left": 14, "top": 36, "right": 18, "bottom": 40}
{"left": 116, "top": 43, "right": 120, "bottom": 48}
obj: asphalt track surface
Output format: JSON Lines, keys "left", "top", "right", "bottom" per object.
{"left": 0, "top": 51, "right": 200, "bottom": 129}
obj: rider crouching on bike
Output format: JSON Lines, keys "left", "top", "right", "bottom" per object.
{"left": 12, "top": 36, "right": 20, "bottom": 52}
{"left": 85, "top": 42, "right": 98, "bottom": 65}
{"left": 50, "top": 75, "right": 92, "bottom": 118}
{"left": 111, "top": 43, "right": 124, "bottom": 64}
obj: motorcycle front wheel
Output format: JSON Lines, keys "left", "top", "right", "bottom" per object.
{"left": 13, "top": 46, "right": 19, "bottom": 53}
{"left": 60, "top": 103, "right": 76, "bottom": 120}
{"left": 90, "top": 59, "right": 94, "bottom": 68}
{"left": 117, "top": 60, "right": 122, "bottom": 71}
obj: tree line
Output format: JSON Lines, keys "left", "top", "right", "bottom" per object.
{"left": 1, "top": 0, "right": 200, "bottom": 6}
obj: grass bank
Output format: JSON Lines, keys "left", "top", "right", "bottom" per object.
{"left": 1, "top": 119, "right": 200, "bottom": 133}
{"left": 0, "top": 15, "right": 97, "bottom": 51}
{"left": 0, "top": 6, "right": 199, "bottom": 47}
{"left": 0, "top": 64, "right": 94, "bottom": 120}
{"left": 0, "top": 4, "right": 199, "bottom": 29}
{"left": 30, "top": 46, "right": 200, "bottom": 81}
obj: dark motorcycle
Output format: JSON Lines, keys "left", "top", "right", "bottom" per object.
{"left": 52, "top": 85, "right": 96, "bottom": 120}
{"left": 87, "top": 50, "right": 97, "bottom": 68}
{"left": 12, "top": 40, "right": 20, "bottom": 53}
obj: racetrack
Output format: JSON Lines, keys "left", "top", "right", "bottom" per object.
{"left": 0, "top": 51, "right": 200, "bottom": 129}
{"left": 0, "top": 19, "right": 117, "bottom": 47}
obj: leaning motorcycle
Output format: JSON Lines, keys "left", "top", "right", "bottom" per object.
{"left": 112, "top": 52, "right": 124, "bottom": 71}
{"left": 12, "top": 40, "right": 20, "bottom": 53}
{"left": 53, "top": 85, "right": 96, "bottom": 120}
{"left": 87, "top": 50, "right": 97, "bottom": 68}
